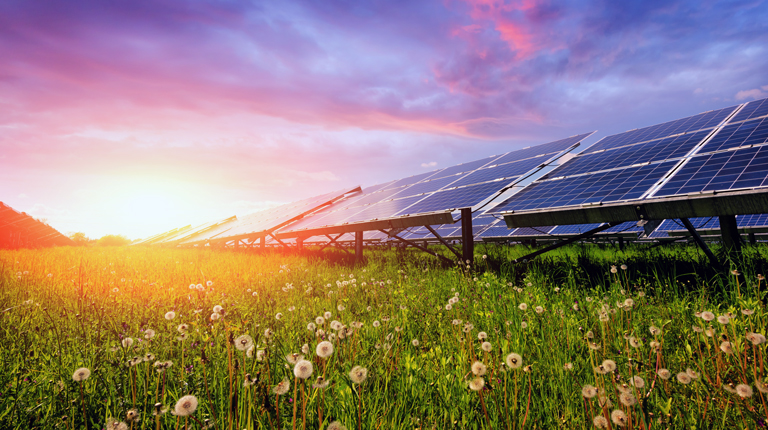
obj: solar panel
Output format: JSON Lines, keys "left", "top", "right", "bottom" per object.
{"left": 738, "top": 214, "right": 768, "bottom": 227}
{"left": 601, "top": 221, "right": 643, "bottom": 234}
{"left": 548, "top": 131, "right": 710, "bottom": 179}
{"left": 654, "top": 146, "right": 768, "bottom": 197}
{"left": 476, "top": 224, "right": 515, "bottom": 238}
{"left": 695, "top": 116, "right": 768, "bottom": 154}
{"left": 510, "top": 226, "right": 556, "bottom": 236}
{"left": 492, "top": 161, "right": 678, "bottom": 212}
{"left": 585, "top": 106, "right": 737, "bottom": 153}
{"left": 176, "top": 186, "right": 360, "bottom": 245}
{"left": 549, "top": 223, "right": 603, "bottom": 235}
{"left": 279, "top": 133, "right": 592, "bottom": 236}
{"left": 730, "top": 97, "right": 768, "bottom": 123}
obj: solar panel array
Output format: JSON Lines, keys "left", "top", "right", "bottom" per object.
{"left": 278, "top": 133, "right": 593, "bottom": 237}
{"left": 490, "top": 97, "right": 768, "bottom": 215}
{"left": 0, "top": 202, "right": 73, "bottom": 249}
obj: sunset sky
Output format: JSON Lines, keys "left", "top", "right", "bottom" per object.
{"left": 1, "top": 0, "right": 767, "bottom": 240}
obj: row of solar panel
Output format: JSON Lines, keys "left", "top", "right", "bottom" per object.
{"left": 489, "top": 97, "right": 768, "bottom": 215}
{"left": 139, "top": 96, "right": 768, "bottom": 247}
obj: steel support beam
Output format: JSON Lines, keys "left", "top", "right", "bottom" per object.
{"left": 512, "top": 222, "right": 620, "bottom": 263}
{"left": 379, "top": 229, "right": 453, "bottom": 265}
{"left": 424, "top": 225, "right": 462, "bottom": 260}
{"left": 680, "top": 218, "right": 721, "bottom": 269}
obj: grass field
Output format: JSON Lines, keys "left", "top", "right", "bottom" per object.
{"left": 0, "top": 243, "right": 766, "bottom": 429}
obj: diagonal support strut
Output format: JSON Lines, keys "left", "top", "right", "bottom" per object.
{"left": 379, "top": 229, "right": 454, "bottom": 265}
{"left": 513, "top": 221, "right": 621, "bottom": 263}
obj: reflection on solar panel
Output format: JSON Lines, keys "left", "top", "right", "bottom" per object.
{"left": 176, "top": 186, "right": 362, "bottom": 245}
{"left": 647, "top": 217, "right": 718, "bottom": 239}
{"left": 696, "top": 117, "right": 768, "bottom": 154}
{"left": 730, "top": 98, "right": 768, "bottom": 123}
{"left": 510, "top": 226, "right": 556, "bottom": 236}
{"left": 654, "top": 146, "right": 768, "bottom": 197}
{"left": 493, "top": 161, "right": 677, "bottom": 212}
{"left": 738, "top": 214, "right": 768, "bottom": 227}
{"left": 0, "top": 202, "right": 74, "bottom": 249}
{"left": 279, "top": 132, "right": 593, "bottom": 236}
{"left": 549, "top": 223, "right": 603, "bottom": 235}
{"left": 157, "top": 216, "right": 238, "bottom": 245}
{"left": 586, "top": 106, "right": 736, "bottom": 153}
{"left": 490, "top": 99, "right": 768, "bottom": 216}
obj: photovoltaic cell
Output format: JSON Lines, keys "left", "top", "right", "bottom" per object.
{"left": 448, "top": 156, "right": 546, "bottom": 188}
{"left": 547, "top": 131, "right": 709, "bottom": 179}
{"left": 383, "top": 171, "right": 441, "bottom": 190}
{"left": 492, "top": 161, "right": 677, "bottom": 212}
{"left": 586, "top": 106, "right": 736, "bottom": 153}
{"left": 393, "top": 174, "right": 464, "bottom": 198}
{"left": 491, "top": 133, "right": 592, "bottom": 165}
{"left": 601, "top": 221, "right": 643, "bottom": 234}
{"left": 730, "top": 97, "right": 768, "bottom": 123}
{"left": 738, "top": 214, "right": 768, "bottom": 227}
{"left": 655, "top": 146, "right": 768, "bottom": 197}
{"left": 427, "top": 155, "right": 502, "bottom": 180}
{"left": 549, "top": 223, "right": 603, "bottom": 235}
{"left": 696, "top": 117, "right": 768, "bottom": 154}
{"left": 400, "top": 181, "right": 508, "bottom": 215}
{"left": 477, "top": 225, "right": 514, "bottom": 238}
{"left": 510, "top": 226, "right": 555, "bottom": 236}
{"left": 341, "top": 195, "right": 426, "bottom": 224}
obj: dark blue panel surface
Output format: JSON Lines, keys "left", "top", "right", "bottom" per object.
{"left": 601, "top": 221, "right": 643, "bottom": 234}
{"left": 493, "top": 161, "right": 677, "bottom": 212}
{"left": 490, "top": 133, "right": 591, "bottom": 165}
{"left": 731, "top": 97, "right": 768, "bottom": 123}
{"left": 697, "top": 117, "right": 768, "bottom": 154}
{"left": 549, "top": 223, "right": 603, "bottom": 235}
{"left": 738, "top": 214, "right": 768, "bottom": 227}
{"left": 655, "top": 146, "right": 768, "bottom": 197}
{"left": 400, "top": 181, "right": 506, "bottom": 214}
{"left": 449, "top": 156, "right": 545, "bottom": 188}
{"left": 477, "top": 225, "right": 514, "bottom": 238}
{"left": 510, "top": 226, "right": 555, "bottom": 236}
{"left": 587, "top": 107, "right": 737, "bottom": 153}
{"left": 547, "top": 131, "right": 709, "bottom": 178}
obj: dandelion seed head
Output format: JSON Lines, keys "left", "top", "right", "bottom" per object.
{"left": 468, "top": 377, "right": 485, "bottom": 391}
{"left": 294, "top": 359, "right": 313, "bottom": 379}
{"left": 735, "top": 384, "right": 753, "bottom": 398}
{"left": 593, "top": 415, "right": 609, "bottom": 429}
{"left": 122, "top": 338, "right": 134, "bottom": 349}
{"left": 349, "top": 365, "right": 368, "bottom": 384}
{"left": 481, "top": 341, "right": 492, "bottom": 352}
{"left": 316, "top": 341, "right": 334, "bottom": 358}
{"left": 676, "top": 372, "right": 692, "bottom": 384}
{"left": 657, "top": 369, "right": 671, "bottom": 380}
{"left": 173, "top": 395, "right": 198, "bottom": 417}
{"left": 273, "top": 378, "right": 290, "bottom": 395}
{"left": 471, "top": 361, "right": 487, "bottom": 376}
{"left": 701, "top": 311, "right": 715, "bottom": 321}
{"left": 234, "top": 334, "right": 254, "bottom": 352}
{"left": 411, "top": 339, "right": 420, "bottom": 347}
{"left": 72, "top": 367, "right": 90, "bottom": 382}
{"left": 581, "top": 384, "right": 598, "bottom": 398}
{"left": 505, "top": 353, "right": 522, "bottom": 369}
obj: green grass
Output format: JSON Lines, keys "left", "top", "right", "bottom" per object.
{"left": 0, "top": 244, "right": 766, "bottom": 429}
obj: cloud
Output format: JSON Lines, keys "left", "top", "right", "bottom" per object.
{"left": 421, "top": 161, "right": 438, "bottom": 168}
{"left": 735, "top": 85, "right": 768, "bottom": 101}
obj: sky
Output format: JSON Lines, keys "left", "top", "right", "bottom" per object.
{"left": 1, "top": 0, "right": 767, "bottom": 240}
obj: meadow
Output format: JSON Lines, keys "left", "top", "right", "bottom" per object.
{"left": 0, "top": 243, "right": 766, "bottom": 429}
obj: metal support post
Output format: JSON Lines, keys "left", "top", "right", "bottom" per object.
{"left": 355, "top": 231, "right": 363, "bottom": 264}
{"left": 461, "top": 208, "right": 474, "bottom": 263}
{"left": 718, "top": 215, "right": 742, "bottom": 253}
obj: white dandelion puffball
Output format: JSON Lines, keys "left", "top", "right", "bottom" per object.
{"left": 73, "top": 367, "right": 91, "bottom": 382}
{"left": 349, "top": 366, "right": 368, "bottom": 384}
{"left": 165, "top": 311, "right": 176, "bottom": 320}
{"left": 174, "top": 395, "right": 198, "bottom": 417}
{"left": 144, "top": 329, "right": 156, "bottom": 340}
{"left": 468, "top": 377, "right": 485, "bottom": 391}
{"left": 294, "top": 359, "right": 314, "bottom": 379}
{"left": 122, "top": 338, "right": 134, "bottom": 348}
{"left": 235, "top": 334, "right": 254, "bottom": 351}
{"left": 471, "top": 361, "right": 487, "bottom": 376}
{"left": 505, "top": 353, "right": 522, "bottom": 369}
{"left": 316, "top": 341, "right": 334, "bottom": 358}
{"left": 213, "top": 305, "right": 223, "bottom": 314}
{"left": 481, "top": 341, "right": 492, "bottom": 352}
